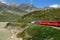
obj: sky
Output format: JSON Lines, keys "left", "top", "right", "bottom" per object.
{"left": 0, "top": 0, "right": 60, "bottom": 8}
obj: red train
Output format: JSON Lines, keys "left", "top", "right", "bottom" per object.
{"left": 32, "top": 21, "right": 60, "bottom": 27}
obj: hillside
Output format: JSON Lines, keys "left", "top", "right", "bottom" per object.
{"left": 0, "top": 11, "right": 21, "bottom": 21}
{"left": 19, "top": 8, "right": 60, "bottom": 23}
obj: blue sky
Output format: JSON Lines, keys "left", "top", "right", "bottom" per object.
{"left": 1, "top": 0, "right": 60, "bottom": 8}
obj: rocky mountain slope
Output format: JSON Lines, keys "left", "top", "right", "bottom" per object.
{"left": 0, "top": 2, "right": 36, "bottom": 21}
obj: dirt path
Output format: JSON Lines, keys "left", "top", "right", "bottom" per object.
{"left": 7, "top": 26, "right": 29, "bottom": 40}
{"left": 7, "top": 27, "right": 24, "bottom": 40}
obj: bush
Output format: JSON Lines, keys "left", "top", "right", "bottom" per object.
{"left": 26, "top": 25, "right": 60, "bottom": 40}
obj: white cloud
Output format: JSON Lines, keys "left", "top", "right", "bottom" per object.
{"left": 49, "top": 4, "right": 60, "bottom": 8}
{"left": 0, "top": 0, "right": 6, "bottom": 3}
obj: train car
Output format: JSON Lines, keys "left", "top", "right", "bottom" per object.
{"left": 38, "top": 21, "right": 60, "bottom": 27}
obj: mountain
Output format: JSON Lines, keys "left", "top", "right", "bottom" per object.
{"left": 0, "top": 2, "right": 37, "bottom": 22}
{"left": 0, "top": 2, "right": 37, "bottom": 13}
{"left": 9, "top": 3, "right": 37, "bottom": 12}
{"left": 18, "top": 4, "right": 36, "bottom": 10}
